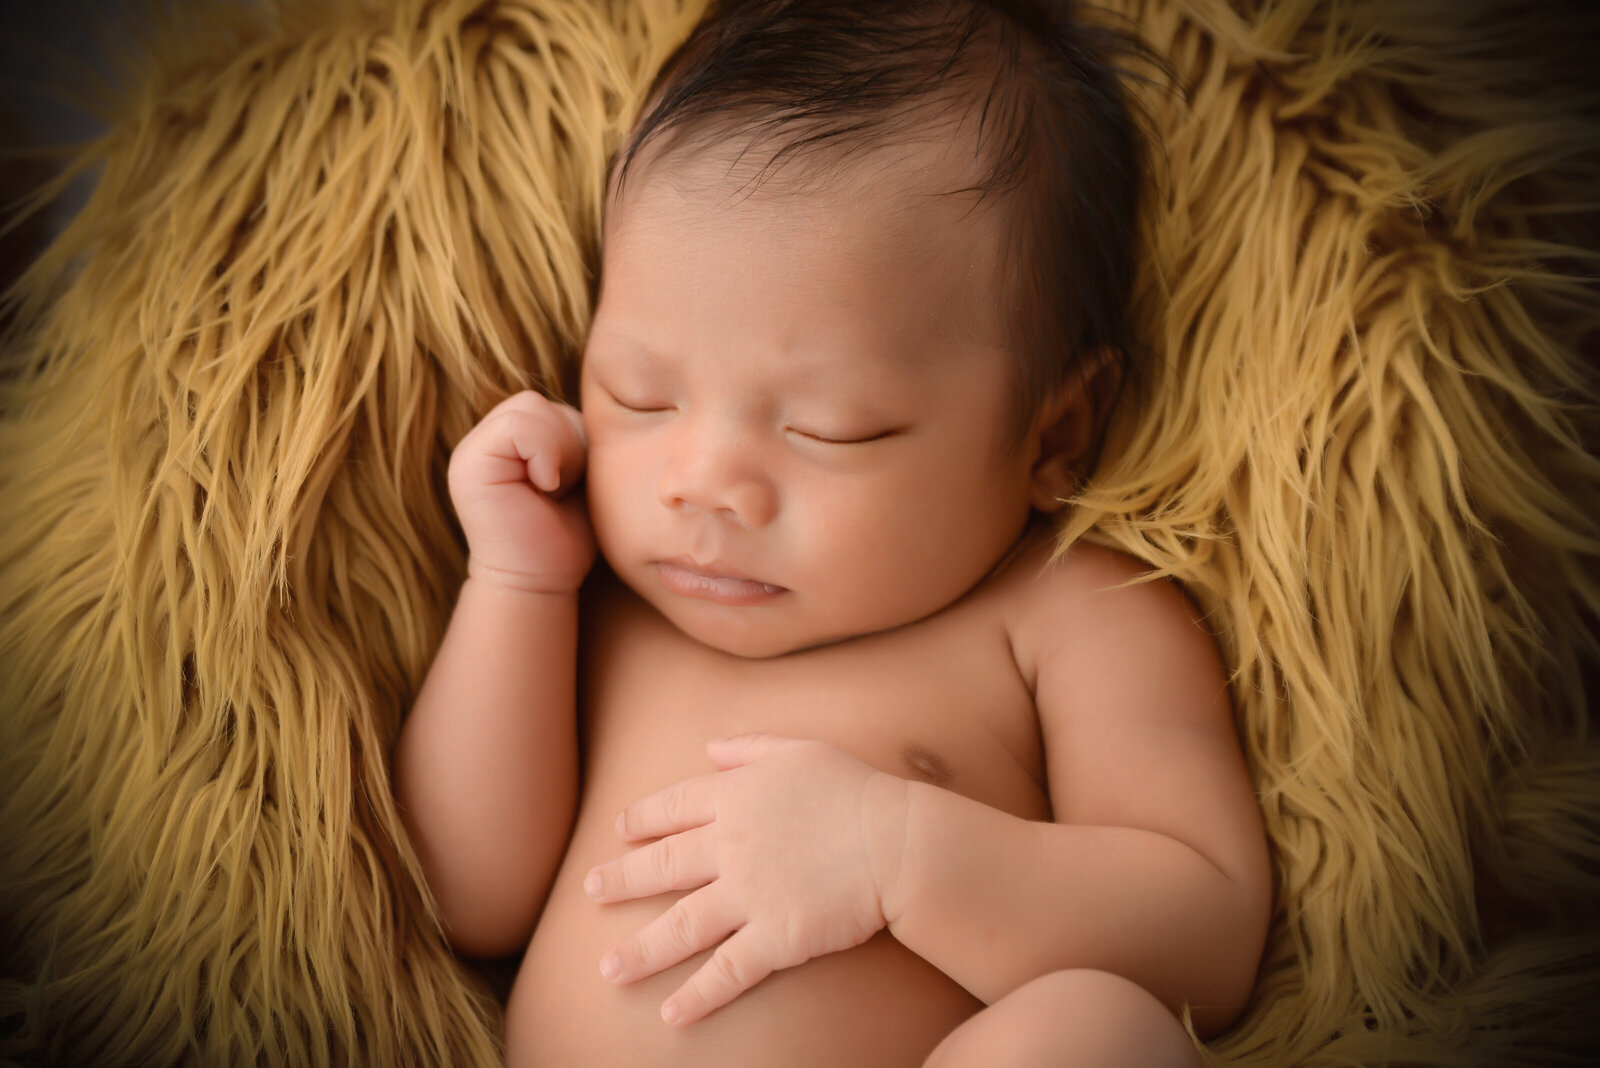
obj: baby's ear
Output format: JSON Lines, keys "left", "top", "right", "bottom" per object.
{"left": 1027, "top": 349, "right": 1114, "bottom": 514}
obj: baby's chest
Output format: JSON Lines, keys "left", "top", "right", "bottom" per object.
{"left": 580, "top": 593, "right": 1051, "bottom": 821}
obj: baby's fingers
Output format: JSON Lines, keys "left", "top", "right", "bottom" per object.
{"left": 502, "top": 395, "right": 585, "bottom": 494}
{"left": 660, "top": 926, "right": 776, "bottom": 1026}
{"left": 454, "top": 391, "right": 586, "bottom": 494}
{"left": 597, "top": 883, "right": 740, "bottom": 989}
{"left": 539, "top": 401, "right": 588, "bottom": 494}
{"left": 614, "top": 774, "right": 718, "bottom": 842}
{"left": 585, "top": 824, "right": 717, "bottom": 904}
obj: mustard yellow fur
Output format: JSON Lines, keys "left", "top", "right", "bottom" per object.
{"left": 2, "top": 0, "right": 1595, "bottom": 1064}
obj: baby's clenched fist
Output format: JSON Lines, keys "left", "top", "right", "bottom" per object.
{"left": 448, "top": 390, "right": 595, "bottom": 593}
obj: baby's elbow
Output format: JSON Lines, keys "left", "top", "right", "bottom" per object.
{"left": 436, "top": 891, "right": 538, "bottom": 960}
{"left": 447, "top": 923, "right": 531, "bottom": 962}
{"left": 1192, "top": 866, "right": 1274, "bottom": 1038}
{"left": 421, "top": 864, "right": 547, "bottom": 960}
{"left": 399, "top": 817, "right": 558, "bottom": 960}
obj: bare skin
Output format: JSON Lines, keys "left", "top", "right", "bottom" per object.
{"left": 509, "top": 539, "right": 1258, "bottom": 1066}
{"left": 394, "top": 138, "right": 1272, "bottom": 1067}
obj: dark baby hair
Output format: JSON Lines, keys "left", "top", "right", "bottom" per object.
{"left": 614, "top": 0, "right": 1162, "bottom": 465}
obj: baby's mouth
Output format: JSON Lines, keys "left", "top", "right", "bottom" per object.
{"left": 654, "top": 558, "right": 786, "bottom": 605}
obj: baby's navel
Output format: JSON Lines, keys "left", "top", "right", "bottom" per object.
{"left": 900, "top": 743, "right": 954, "bottom": 788}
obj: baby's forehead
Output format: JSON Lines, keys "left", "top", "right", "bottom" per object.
{"left": 604, "top": 123, "right": 1001, "bottom": 253}
{"left": 590, "top": 133, "right": 1013, "bottom": 381}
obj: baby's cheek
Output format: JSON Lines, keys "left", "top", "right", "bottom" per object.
{"left": 582, "top": 458, "right": 634, "bottom": 549}
{"left": 815, "top": 520, "right": 934, "bottom": 621}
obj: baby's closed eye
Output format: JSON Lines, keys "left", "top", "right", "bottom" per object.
{"left": 784, "top": 424, "right": 905, "bottom": 445}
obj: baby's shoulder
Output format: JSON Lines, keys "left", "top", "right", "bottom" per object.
{"left": 987, "top": 530, "right": 1176, "bottom": 623}
{"left": 991, "top": 535, "right": 1222, "bottom": 698}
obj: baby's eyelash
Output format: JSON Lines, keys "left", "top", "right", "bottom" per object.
{"left": 788, "top": 427, "right": 902, "bottom": 445}
{"left": 608, "top": 391, "right": 672, "bottom": 414}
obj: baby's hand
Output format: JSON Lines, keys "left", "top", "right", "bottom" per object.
{"left": 583, "top": 735, "right": 911, "bottom": 1026}
{"left": 448, "top": 390, "right": 594, "bottom": 593}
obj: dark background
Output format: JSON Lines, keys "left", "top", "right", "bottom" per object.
{"left": 1, "top": 0, "right": 138, "bottom": 303}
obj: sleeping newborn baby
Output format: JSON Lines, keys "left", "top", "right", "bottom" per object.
{"left": 394, "top": 1, "right": 1272, "bottom": 1064}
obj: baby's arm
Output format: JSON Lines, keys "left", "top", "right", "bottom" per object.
{"left": 393, "top": 391, "right": 594, "bottom": 958}
{"left": 883, "top": 548, "right": 1272, "bottom": 1036}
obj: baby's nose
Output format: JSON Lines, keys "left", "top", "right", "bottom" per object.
{"left": 657, "top": 444, "right": 777, "bottom": 528}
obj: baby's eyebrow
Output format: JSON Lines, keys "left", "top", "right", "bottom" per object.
{"left": 585, "top": 328, "right": 672, "bottom": 367}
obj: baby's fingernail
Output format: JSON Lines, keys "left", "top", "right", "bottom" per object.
{"left": 599, "top": 953, "right": 621, "bottom": 982}
{"left": 614, "top": 811, "right": 627, "bottom": 835}
{"left": 584, "top": 870, "right": 602, "bottom": 898}
{"left": 661, "top": 1001, "right": 683, "bottom": 1025}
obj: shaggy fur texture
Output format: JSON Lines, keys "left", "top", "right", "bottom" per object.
{"left": 1, "top": 0, "right": 1595, "bottom": 1065}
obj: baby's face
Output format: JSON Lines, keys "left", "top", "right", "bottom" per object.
{"left": 580, "top": 150, "right": 1039, "bottom": 658}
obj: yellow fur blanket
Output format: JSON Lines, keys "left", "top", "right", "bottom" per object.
{"left": 2, "top": 0, "right": 1595, "bottom": 1064}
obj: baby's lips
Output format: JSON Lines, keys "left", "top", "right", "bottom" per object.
{"left": 654, "top": 559, "right": 787, "bottom": 604}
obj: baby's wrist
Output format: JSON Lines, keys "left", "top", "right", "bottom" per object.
{"left": 864, "top": 771, "right": 913, "bottom": 928}
{"left": 466, "top": 557, "right": 586, "bottom": 595}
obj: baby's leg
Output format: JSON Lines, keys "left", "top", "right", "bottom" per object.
{"left": 923, "top": 969, "right": 1202, "bottom": 1068}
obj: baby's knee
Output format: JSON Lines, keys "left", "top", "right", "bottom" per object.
{"left": 924, "top": 969, "right": 1202, "bottom": 1068}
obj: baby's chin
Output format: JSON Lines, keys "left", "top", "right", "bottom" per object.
{"left": 667, "top": 608, "right": 850, "bottom": 660}
{"left": 637, "top": 587, "right": 878, "bottom": 660}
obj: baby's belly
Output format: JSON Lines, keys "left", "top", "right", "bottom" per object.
{"left": 504, "top": 574, "right": 1047, "bottom": 1064}
{"left": 507, "top": 789, "right": 981, "bottom": 1066}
